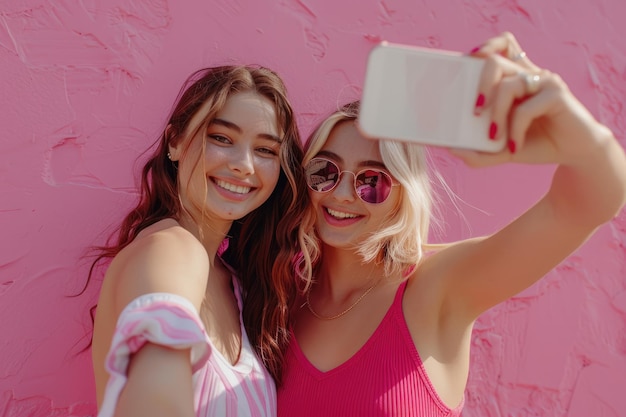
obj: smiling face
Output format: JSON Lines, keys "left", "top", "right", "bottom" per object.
{"left": 169, "top": 91, "right": 282, "bottom": 224}
{"left": 308, "top": 121, "right": 401, "bottom": 250}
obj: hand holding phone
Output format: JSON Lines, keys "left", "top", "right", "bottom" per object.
{"left": 358, "top": 42, "right": 504, "bottom": 153}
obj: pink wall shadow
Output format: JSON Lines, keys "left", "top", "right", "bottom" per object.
{"left": 1, "top": 1, "right": 624, "bottom": 416}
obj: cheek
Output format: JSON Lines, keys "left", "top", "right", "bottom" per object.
{"left": 204, "top": 144, "right": 228, "bottom": 163}
{"left": 182, "top": 163, "right": 208, "bottom": 199}
{"left": 378, "top": 191, "right": 402, "bottom": 221}
{"left": 178, "top": 154, "right": 204, "bottom": 187}
{"left": 387, "top": 189, "right": 401, "bottom": 209}
{"left": 257, "top": 158, "right": 281, "bottom": 186}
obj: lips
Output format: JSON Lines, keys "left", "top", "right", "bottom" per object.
{"left": 326, "top": 207, "right": 358, "bottom": 219}
{"left": 321, "top": 206, "right": 364, "bottom": 227}
{"left": 214, "top": 178, "right": 252, "bottom": 195}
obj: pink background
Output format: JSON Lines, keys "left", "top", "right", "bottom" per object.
{"left": 1, "top": 1, "right": 625, "bottom": 416}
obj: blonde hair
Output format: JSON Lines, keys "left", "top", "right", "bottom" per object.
{"left": 298, "top": 101, "right": 438, "bottom": 286}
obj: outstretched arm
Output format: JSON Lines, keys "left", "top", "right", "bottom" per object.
{"left": 95, "top": 221, "right": 210, "bottom": 417}
{"left": 435, "top": 32, "right": 626, "bottom": 320}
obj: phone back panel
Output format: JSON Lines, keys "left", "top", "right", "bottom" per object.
{"left": 359, "top": 42, "right": 504, "bottom": 152}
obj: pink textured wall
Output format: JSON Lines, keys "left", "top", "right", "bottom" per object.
{"left": 1, "top": 1, "right": 624, "bottom": 416}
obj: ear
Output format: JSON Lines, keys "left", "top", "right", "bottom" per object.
{"left": 166, "top": 124, "right": 181, "bottom": 161}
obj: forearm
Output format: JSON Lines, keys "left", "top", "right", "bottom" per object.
{"left": 115, "top": 344, "right": 196, "bottom": 417}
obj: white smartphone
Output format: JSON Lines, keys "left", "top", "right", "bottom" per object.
{"left": 358, "top": 42, "right": 504, "bottom": 152}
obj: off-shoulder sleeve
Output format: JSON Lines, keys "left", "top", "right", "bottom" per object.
{"left": 97, "top": 293, "right": 211, "bottom": 417}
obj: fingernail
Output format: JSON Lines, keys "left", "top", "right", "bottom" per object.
{"left": 474, "top": 93, "right": 485, "bottom": 109}
{"left": 489, "top": 122, "right": 498, "bottom": 140}
{"left": 470, "top": 46, "right": 481, "bottom": 54}
{"left": 507, "top": 139, "right": 516, "bottom": 154}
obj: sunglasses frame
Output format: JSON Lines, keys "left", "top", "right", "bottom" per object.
{"left": 304, "top": 157, "right": 397, "bottom": 204}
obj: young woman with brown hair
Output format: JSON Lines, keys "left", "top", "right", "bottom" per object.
{"left": 90, "top": 65, "right": 308, "bottom": 417}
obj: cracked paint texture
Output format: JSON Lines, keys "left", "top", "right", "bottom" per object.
{"left": 1, "top": 0, "right": 625, "bottom": 415}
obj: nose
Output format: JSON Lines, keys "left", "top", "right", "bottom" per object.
{"left": 331, "top": 171, "right": 357, "bottom": 202}
{"left": 228, "top": 146, "right": 255, "bottom": 176}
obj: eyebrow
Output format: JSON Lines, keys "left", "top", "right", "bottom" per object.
{"left": 315, "top": 150, "right": 388, "bottom": 170}
{"left": 211, "top": 118, "right": 282, "bottom": 143}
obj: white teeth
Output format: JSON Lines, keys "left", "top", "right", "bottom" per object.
{"left": 327, "top": 208, "right": 358, "bottom": 219}
{"left": 216, "top": 179, "right": 251, "bottom": 194}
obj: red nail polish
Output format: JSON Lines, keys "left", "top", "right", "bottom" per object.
{"left": 489, "top": 122, "right": 498, "bottom": 140}
{"left": 475, "top": 93, "right": 485, "bottom": 109}
{"left": 507, "top": 139, "right": 516, "bottom": 153}
{"left": 470, "top": 46, "right": 481, "bottom": 54}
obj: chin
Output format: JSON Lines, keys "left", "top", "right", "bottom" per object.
{"left": 317, "top": 233, "right": 359, "bottom": 249}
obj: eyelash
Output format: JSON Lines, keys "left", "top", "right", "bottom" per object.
{"left": 208, "top": 134, "right": 279, "bottom": 156}
{"left": 208, "top": 134, "right": 231, "bottom": 144}
{"left": 258, "top": 147, "right": 278, "bottom": 156}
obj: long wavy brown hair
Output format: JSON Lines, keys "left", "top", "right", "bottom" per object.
{"left": 88, "top": 65, "right": 308, "bottom": 384}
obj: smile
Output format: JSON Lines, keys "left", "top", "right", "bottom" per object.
{"left": 215, "top": 179, "right": 252, "bottom": 195}
{"left": 326, "top": 207, "right": 358, "bottom": 219}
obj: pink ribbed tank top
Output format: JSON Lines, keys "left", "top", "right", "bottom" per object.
{"left": 277, "top": 280, "right": 464, "bottom": 417}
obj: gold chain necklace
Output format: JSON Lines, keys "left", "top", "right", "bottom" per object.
{"left": 304, "top": 278, "right": 380, "bottom": 320}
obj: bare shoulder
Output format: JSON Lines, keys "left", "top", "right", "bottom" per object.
{"left": 92, "top": 219, "right": 209, "bottom": 405}
{"left": 402, "top": 240, "right": 482, "bottom": 363}
{"left": 106, "top": 219, "right": 210, "bottom": 315}
{"left": 404, "top": 239, "right": 484, "bottom": 318}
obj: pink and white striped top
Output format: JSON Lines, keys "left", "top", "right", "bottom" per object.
{"left": 98, "top": 285, "right": 276, "bottom": 417}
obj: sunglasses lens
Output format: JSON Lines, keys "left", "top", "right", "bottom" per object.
{"left": 305, "top": 159, "right": 340, "bottom": 192}
{"left": 355, "top": 170, "right": 393, "bottom": 204}
{"left": 305, "top": 158, "right": 394, "bottom": 204}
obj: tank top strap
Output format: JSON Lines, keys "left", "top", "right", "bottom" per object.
{"left": 390, "top": 279, "right": 409, "bottom": 315}
{"left": 386, "top": 264, "right": 415, "bottom": 315}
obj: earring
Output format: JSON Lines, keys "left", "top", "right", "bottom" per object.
{"left": 167, "top": 152, "right": 172, "bottom": 160}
